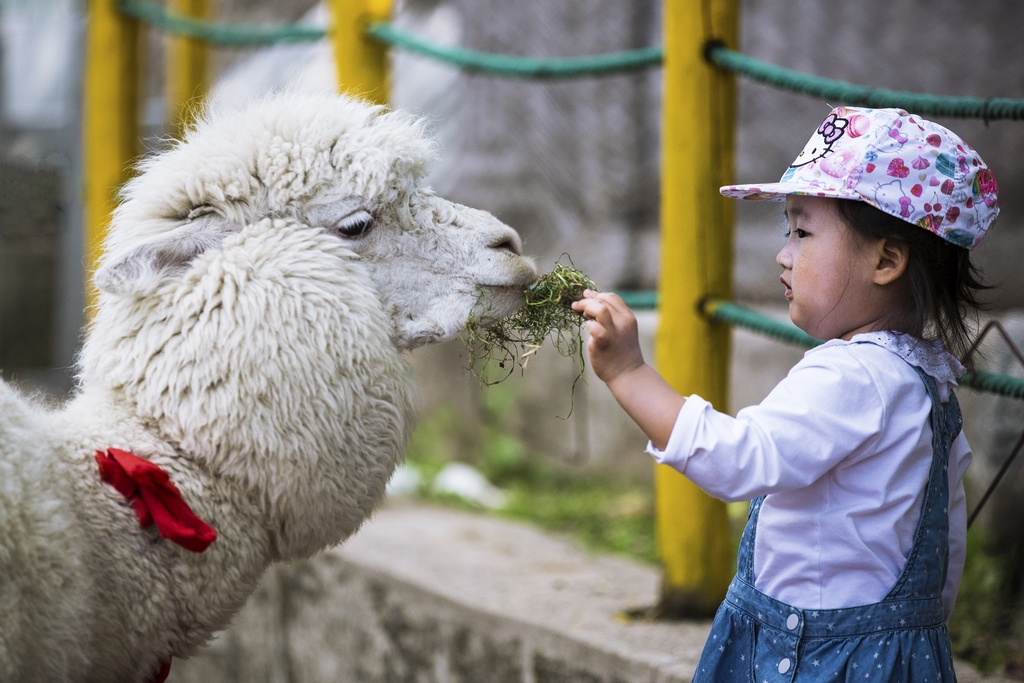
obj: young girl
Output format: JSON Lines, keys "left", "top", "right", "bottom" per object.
{"left": 572, "top": 106, "right": 999, "bottom": 682}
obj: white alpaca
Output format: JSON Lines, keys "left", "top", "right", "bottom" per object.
{"left": 0, "top": 91, "right": 537, "bottom": 682}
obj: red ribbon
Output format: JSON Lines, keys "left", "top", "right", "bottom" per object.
{"left": 151, "top": 659, "right": 171, "bottom": 683}
{"left": 95, "top": 447, "right": 217, "bottom": 553}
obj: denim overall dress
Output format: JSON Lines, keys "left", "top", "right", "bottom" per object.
{"left": 694, "top": 367, "right": 961, "bottom": 682}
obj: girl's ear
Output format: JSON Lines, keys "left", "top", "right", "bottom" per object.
{"left": 873, "top": 238, "right": 910, "bottom": 286}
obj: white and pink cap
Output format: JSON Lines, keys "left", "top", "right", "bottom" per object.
{"left": 720, "top": 106, "right": 999, "bottom": 249}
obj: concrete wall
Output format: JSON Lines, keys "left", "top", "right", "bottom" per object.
{"left": 0, "top": 161, "right": 61, "bottom": 369}
{"left": 167, "top": 504, "right": 1008, "bottom": 683}
{"left": 168, "top": 505, "right": 708, "bottom": 683}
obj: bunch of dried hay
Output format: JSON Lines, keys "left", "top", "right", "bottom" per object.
{"left": 464, "top": 261, "right": 596, "bottom": 388}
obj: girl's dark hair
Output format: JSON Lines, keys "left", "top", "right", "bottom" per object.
{"left": 834, "top": 199, "right": 988, "bottom": 363}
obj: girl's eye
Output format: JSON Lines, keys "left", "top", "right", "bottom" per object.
{"left": 783, "top": 228, "right": 809, "bottom": 239}
{"left": 330, "top": 210, "right": 374, "bottom": 238}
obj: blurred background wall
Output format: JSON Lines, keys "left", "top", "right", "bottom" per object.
{"left": 0, "top": 0, "right": 84, "bottom": 392}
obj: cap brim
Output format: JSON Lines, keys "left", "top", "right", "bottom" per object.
{"left": 720, "top": 181, "right": 862, "bottom": 202}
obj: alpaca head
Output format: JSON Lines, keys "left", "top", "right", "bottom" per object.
{"left": 94, "top": 91, "right": 538, "bottom": 349}
{"left": 80, "top": 92, "right": 537, "bottom": 558}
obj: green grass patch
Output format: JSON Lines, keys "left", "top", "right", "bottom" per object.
{"left": 404, "top": 403, "right": 657, "bottom": 565}
{"left": 949, "top": 531, "right": 1024, "bottom": 676}
{"left": 498, "top": 475, "right": 658, "bottom": 565}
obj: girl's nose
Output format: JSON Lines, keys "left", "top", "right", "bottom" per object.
{"left": 776, "top": 245, "right": 790, "bottom": 269}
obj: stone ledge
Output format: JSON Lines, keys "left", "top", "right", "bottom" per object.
{"left": 169, "top": 503, "right": 706, "bottom": 682}
{"left": 169, "top": 503, "right": 1010, "bottom": 683}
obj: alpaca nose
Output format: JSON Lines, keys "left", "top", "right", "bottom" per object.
{"left": 487, "top": 226, "right": 524, "bottom": 256}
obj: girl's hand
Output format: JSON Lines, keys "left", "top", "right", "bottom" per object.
{"left": 572, "top": 289, "right": 684, "bottom": 450}
{"left": 571, "top": 290, "right": 645, "bottom": 385}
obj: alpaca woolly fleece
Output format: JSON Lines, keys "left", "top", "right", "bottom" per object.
{"left": 0, "top": 91, "right": 536, "bottom": 682}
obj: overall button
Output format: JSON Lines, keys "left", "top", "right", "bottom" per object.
{"left": 786, "top": 613, "right": 799, "bottom": 630}
{"left": 778, "top": 658, "right": 792, "bottom": 674}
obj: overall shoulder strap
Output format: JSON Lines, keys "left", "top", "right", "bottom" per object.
{"left": 883, "top": 366, "right": 962, "bottom": 601}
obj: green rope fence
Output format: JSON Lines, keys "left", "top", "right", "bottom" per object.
{"left": 701, "top": 298, "right": 823, "bottom": 349}
{"left": 365, "top": 21, "right": 663, "bottom": 79}
{"left": 118, "top": 0, "right": 663, "bottom": 76}
{"left": 705, "top": 42, "right": 1024, "bottom": 121}
{"left": 962, "top": 368, "right": 1024, "bottom": 401}
{"left": 698, "top": 297, "right": 1024, "bottom": 400}
{"left": 615, "top": 290, "right": 659, "bottom": 312}
{"left": 119, "top": 0, "right": 326, "bottom": 46}
{"left": 620, "top": 293, "right": 1024, "bottom": 401}
{"left": 116, "top": 0, "right": 1024, "bottom": 121}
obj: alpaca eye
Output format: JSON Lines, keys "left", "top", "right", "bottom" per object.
{"left": 330, "top": 210, "right": 374, "bottom": 238}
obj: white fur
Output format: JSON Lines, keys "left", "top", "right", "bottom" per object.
{"left": 0, "top": 92, "right": 536, "bottom": 682}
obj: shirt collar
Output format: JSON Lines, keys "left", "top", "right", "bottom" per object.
{"left": 813, "top": 331, "right": 964, "bottom": 394}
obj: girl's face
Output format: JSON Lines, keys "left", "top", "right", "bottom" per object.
{"left": 777, "top": 196, "right": 890, "bottom": 340}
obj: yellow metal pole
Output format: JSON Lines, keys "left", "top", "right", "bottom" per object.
{"left": 325, "top": 0, "right": 392, "bottom": 105}
{"left": 654, "top": 0, "right": 739, "bottom": 617}
{"left": 83, "top": 0, "right": 142, "bottom": 308}
{"left": 165, "top": 0, "right": 210, "bottom": 140}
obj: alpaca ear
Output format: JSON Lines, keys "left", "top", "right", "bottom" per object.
{"left": 94, "top": 214, "right": 234, "bottom": 295}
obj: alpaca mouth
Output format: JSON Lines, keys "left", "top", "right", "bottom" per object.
{"left": 476, "top": 283, "right": 529, "bottom": 320}
{"left": 479, "top": 282, "right": 530, "bottom": 295}
{"left": 478, "top": 272, "right": 536, "bottom": 296}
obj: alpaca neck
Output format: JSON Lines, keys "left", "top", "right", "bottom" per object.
{"left": 68, "top": 368, "right": 415, "bottom": 562}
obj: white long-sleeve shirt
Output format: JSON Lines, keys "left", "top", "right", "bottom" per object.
{"left": 647, "top": 332, "right": 970, "bottom": 620}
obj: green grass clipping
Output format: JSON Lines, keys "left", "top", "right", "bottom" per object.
{"left": 464, "top": 260, "right": 596, "bottom": 396}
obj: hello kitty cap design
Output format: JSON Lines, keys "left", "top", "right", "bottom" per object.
{"left": 720, "top": 106, "right": 999, "bottom": 249}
